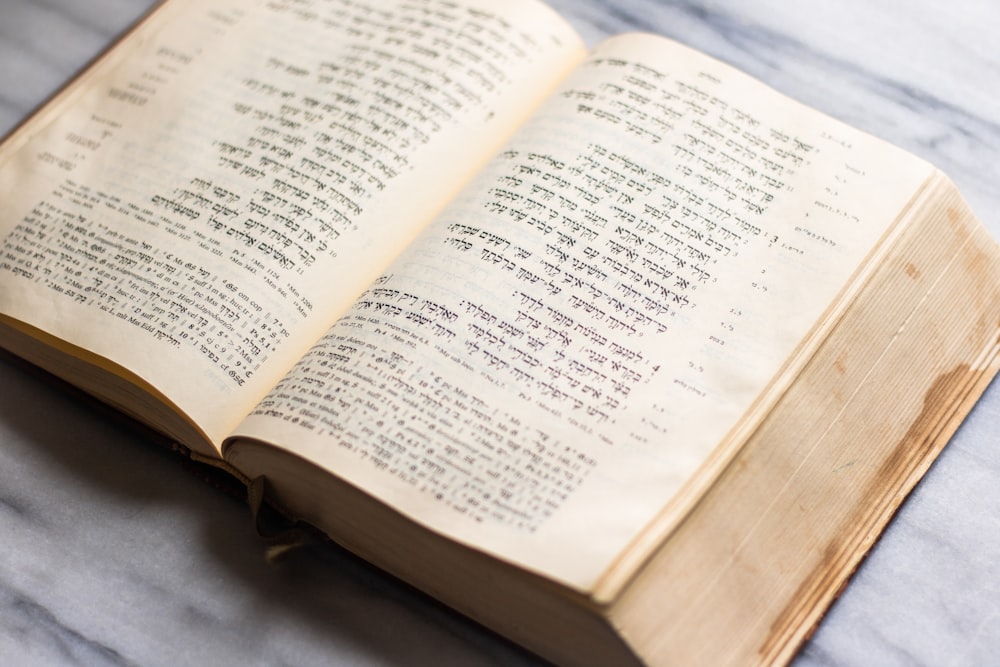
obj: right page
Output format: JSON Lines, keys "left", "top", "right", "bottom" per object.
{"left": 229, "top": 33, "right": 934, "bottom": 590}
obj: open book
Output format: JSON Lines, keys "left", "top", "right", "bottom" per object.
{"left": 2, "top": 0, "right": 999, "bottom": 664}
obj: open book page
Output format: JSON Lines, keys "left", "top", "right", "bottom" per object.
{"left": 0, "top": 0, "right": 585, "bottom": 450}
{"left": 234, "top": 31, "right": 933, "bottom": 589}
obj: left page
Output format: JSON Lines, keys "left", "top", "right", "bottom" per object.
{"left": 0, "top": 0, "right": 585, "bottom": 452}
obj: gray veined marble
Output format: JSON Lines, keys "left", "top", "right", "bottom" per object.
{"left": 2, "top": 0, "right": 1000, "bottom": 665}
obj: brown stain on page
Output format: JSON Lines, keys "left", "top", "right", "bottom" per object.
{"left": 833, "top": 356, "right": 847, "bottom": 376}
{"left": 758, "top": 363, "right": 972, "bottom": 664}
{"left": 946, "top": 207, "right": 960, "bottom": 226}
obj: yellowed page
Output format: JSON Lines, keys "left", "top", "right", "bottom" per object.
{"left": 231, "top": 33, "right": 935, "bottom": 589}
{"left": 0, "top": 0, "right": 585, "bottom": 450}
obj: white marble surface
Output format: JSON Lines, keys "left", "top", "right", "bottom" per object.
{"left": 2, "top": 0, "right": 1000, "bottom": 664}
